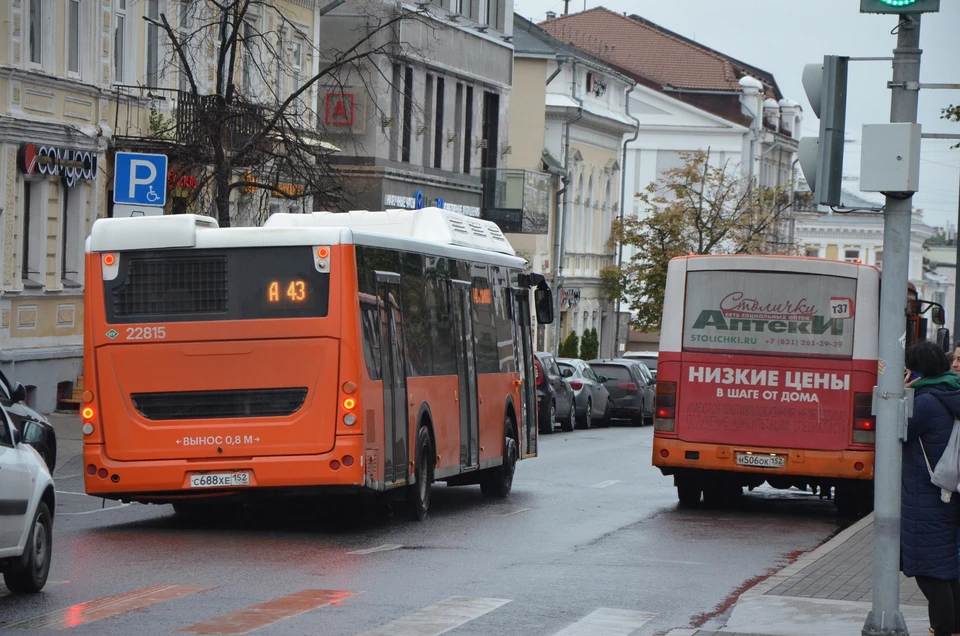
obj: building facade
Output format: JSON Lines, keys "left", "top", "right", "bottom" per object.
{"left": 506, "top": 15, "right": 636, "bottom": 356}
{"left": 0, "top": 0, "right": 116, "bottom": 411}
{"left": 317, "top": 0, "right": 514, "bottom": 219}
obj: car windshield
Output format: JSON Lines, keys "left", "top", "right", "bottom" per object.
{"left": 591, "top": 364, "right": 632, "bottom": 382}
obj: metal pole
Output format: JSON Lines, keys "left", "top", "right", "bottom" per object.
{"left": 954, "top": 167, "right": 960, "bottom": 342}
{"left": 614, "top": 85, "right": 639, "bottom": 358}
{"left": 862, "top": 14, "right": 922, "bottom": 636}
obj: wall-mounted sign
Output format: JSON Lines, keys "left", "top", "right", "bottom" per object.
{"left": 325, "top": 93, "right": 355, "bottom": 126}
{"left": 18, "top": 142, "right": 98, "bottom": 187}
{"left": 242, "top": 172, "right": 305, "bottom": 197}
{"left": 384, "top": 194, "right": 480, "bottom": 218}
{"left": 561, "top": 288, "right": 581, "bottom": 308}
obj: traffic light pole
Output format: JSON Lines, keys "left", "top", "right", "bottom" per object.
{"left": 862, "top": 13, "right": 922, "bottom": 636}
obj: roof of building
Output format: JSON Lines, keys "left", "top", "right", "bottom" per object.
{"left": 539, "top": 8, "right": 783, "bottom": 98}
{"left": 513, "top": 13, "right": 632, "bottom": 84}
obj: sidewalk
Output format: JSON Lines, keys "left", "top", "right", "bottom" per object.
{"left": 667, "top": 513, "right": 931, "bottom": 636}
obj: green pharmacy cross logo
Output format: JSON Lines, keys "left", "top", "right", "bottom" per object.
{"left": 106, "top": 329, "right": 120, "bottom": 339}
{"left": 878, "top": 0, "right": 917, "bottom": 4}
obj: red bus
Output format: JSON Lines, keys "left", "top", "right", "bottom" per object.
{"left": 652, "top": 255, "right": 946, "bottom": 517}
{"left": 81, "top": 209, "right": 553, "bottom": 520}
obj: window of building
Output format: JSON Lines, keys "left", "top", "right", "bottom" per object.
{"left": 114, "top": 0, "right": 126, "bottom": 83}
{"left": 844, "top": 249, "right": 861, "bottom": 263}
{"left": 453, "top": 0, "right": 463, "bottom": 14}
{"left": 275, "top": 29, "right": 285, "bottom": 95}
{"left": 291, "top": 38, "right": 303, "bottom": 100}
{"left": 21, "top": 182, "right": 43, "bottom": 285}
{"left": 422, "top": 75, "right": 434, "bottom": 167}
{"left": 178, "top": 1, "right": 191, "bottom": 91}
{"left": 146, "top": 0, "right": 160, "bottom": 87}
{"left": 67, "top": 0, "right": 81, "bottom": 75}
{"left": 805, "top": 247, "right": 820, "bottom": 258}
{"left": 463, "top": 86, "right": 474, "bottom": 174}
{"left": 241, "top": 21, "right": 255, "bottom": 95}
{"left": 434, "top": 77, "right": 445, "bottom": 169}
{"left": 875, "top": 250, "right": 883, "bottom": 269}
{"left": 485, "top": 0, "right": 500, "bottom": 28}
{"left": 29, "top": 0, "right": 43, "bottom": 66}
{"left": 453, "top": 83, "right": 463, "bottom": 173}
{"left": 401, "top": 67, "right": 414, "bottom": 163}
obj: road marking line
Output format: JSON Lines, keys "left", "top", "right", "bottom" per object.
{"left": 6, "top": 584, "right": 213, "bottom": 630}
{"left": 347, "top": 544, "right": 403, "bottom": 555}
{"left": 176, "top": 589, "right": 356, "bottom": 635}
{"left": 60, "top": 503, "right": 132, "bottom": 516}
{"left": 496, "top": 507, "right": 531, "bottom": 517}
{"left": 354, "top": 596, "right": 511, "bottom": 636}
{"left": 590, "top": 480, "right": 621, "bottom": 489}
{"left": 551, "top": 608, "right": 658, "bottom": 636}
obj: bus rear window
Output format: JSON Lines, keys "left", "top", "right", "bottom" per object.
{"left": 104, "top": 247, "right": 329, "bottom": 323}
{"left": 682, "top": 270, "right": 856, "bottom": 358}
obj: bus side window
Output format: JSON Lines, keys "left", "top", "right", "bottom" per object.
{"left": 356, "top": 247, "right": 382, "bottom": 380}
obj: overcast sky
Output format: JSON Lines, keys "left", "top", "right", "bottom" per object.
{"left": 512, "top": 0, "right": 960, "bottom": 230}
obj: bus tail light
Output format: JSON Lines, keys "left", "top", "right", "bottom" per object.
{"left": 314, "top": 246, "right": 331, "bottom": 272}
{"left": 534, "top": 359, "right": 544, "bottom": 387}
{"left": 617, "top": 382, "right": 639, "bottom": 391}
{"left": 655, "top": 381, "right": 677, "bottom": 432}
{"left": 101, "top": 253, "right": 120, "bottom": 281}
{"left": 853, "top": 392, "right": 876, "bottom": 444}
{"left": 341, "top": 385, "right": 358, "bottom": 426}
{"left": 569, "top": 381, "right": 583, "bottom": 390}
{"left": 82, "top": 404, "right": 97, "bottom": 436}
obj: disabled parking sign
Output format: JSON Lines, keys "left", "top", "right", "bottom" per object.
{"left": 113, "top": 152, "right": 168, "bottom": 207}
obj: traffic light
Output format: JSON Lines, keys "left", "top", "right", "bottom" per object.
{"left": 798, "top": 56, "right": 848, "bottom": 208}
{"left": 860, "top": 0, "right": 940, "bottom": 13}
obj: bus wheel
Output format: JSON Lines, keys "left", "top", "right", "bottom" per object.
{"left": 676, "top": 477, "right": 702, "bottom": 507}
{"left": 481, "top": 417, "right": 517, "bottom": 498}
{"left": 408, "top": 426, "right": 433, "bottom": 521}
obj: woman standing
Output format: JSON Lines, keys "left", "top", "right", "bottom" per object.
{"left": 903, "top": 341, "right": 960, "bottom": 636}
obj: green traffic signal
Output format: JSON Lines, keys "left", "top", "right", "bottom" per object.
{"left": 878, "top": 0, "right": 917, "bottom": 5}
{"left": 861, "top": 0, "right": 939, "bottom": 12}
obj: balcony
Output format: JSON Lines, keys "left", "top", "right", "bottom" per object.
{"left": 481, "top": 169, "right": 552, "bottom": 234}
{"left": 111, "top": 86, "right": 271, "bottom": 164}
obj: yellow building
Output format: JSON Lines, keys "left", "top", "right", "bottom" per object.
{"left": 0, "top": 0, "right": 322, "bottom": 411}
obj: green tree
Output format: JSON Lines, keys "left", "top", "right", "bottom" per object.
{"left": 558, "top": 331, "right": 580, "bottom": 359}
{"left": 602, "top": 150, "right": 796, "bottom": 332}
{"left": 580, "top": 328, "right": 599, "bottom": 360}
{"left": 943, "top": 104, "right": 959, "bottom": 148}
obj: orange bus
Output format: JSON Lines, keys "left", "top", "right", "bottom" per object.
{"left": 652, "top": 255, "right": 947, "bottom": 517}
{"left": 81, "top": 209, "right": 553, "bottom": 520}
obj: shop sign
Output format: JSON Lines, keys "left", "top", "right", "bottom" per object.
{"left": 17, "top": 142, "right": 98, "bottom": 187}
{"left": 561, "top": 288, "right": 581, "bottom": 308}
{"left": 242, "top": 172, "right": 305, "bottom": 197}
{"left": 383, "top": 193, "right": 480, "bottom": 218}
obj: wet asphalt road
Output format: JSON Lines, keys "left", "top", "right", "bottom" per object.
{"left": 1, "top": 424, "right": 846, "bottom": 635}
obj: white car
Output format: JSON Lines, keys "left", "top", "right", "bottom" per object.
{"left": 0, "top": 406, "right": 54, "bottom": 593}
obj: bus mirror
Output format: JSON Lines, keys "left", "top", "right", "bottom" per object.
{"left": 534, "top": 289, "right": 554, "bottom": 324}
{"left": 933, "top": 306, "right": 945, "bottom": 326}
{"left": 937, "top": 327, "right": 951, "bottom": 352}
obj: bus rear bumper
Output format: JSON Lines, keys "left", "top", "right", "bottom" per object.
{"left": 82, "top": 435, "right": 370, "bottom": 502}
{"left": 651, "top": 437, "right": 874, "bottom": 481}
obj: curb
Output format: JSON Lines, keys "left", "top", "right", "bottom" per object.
{"left": 742, "top": 511, "right": 875, "bottom": 599}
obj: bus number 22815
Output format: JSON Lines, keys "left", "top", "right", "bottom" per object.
{"left": 126, "top": 326, "right": 166, "bottom": 340}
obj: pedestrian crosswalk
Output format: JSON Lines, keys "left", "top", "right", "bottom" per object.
{"left": 0, "top": 586, "right": 660, "bottom": 635}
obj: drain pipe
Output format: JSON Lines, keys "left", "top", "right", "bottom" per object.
{"left": 613, "top": 82, "right": 639, "bottom": 358}
{"left": 551, "top": 58, "right": 583, "bottom": 356}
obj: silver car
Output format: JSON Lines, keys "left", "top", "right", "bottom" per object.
{"left": 557, "top": 359, "right": 610, "bottom": 429}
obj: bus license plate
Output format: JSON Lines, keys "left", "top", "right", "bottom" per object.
{"left": 189, "top": 472, "right": 251, "bottom": 488}
{"left": 735, "top": 453, "right": 786, "bottom": 469}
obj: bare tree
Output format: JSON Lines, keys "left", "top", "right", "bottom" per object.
{"left": 134, "top": 0, "right": 432, "bottom": 226}
{"left": 602, "top": 150, "right": 797, "bottom": 331}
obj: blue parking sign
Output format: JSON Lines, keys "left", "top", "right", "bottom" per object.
{"left": 114, "top": 152, "right": 168, "bottom": 206}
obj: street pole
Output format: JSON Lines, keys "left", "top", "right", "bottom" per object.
{"left": 862, "top": 13, "right": 922, "bottom": 636}
{"left": 953, "top": 167, "right": 960, "bottom": 342}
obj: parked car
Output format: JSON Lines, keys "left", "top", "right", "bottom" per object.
{"left": 533, "top": 352, "right": 575, "bottom": 433}
{"left": 0, "top": 371, "right": 56, "bottom": 473}
{"left": 588, "top": 359, "right": 656, "bottom": 426}
{"left": 623, "top": 351, "right": 659, "bottom": 380}
{"left": 0, "top": 404, "right": 55, "bottom": 593}
{"left": 556, "top": 358, "right": 610, "bottom": 429}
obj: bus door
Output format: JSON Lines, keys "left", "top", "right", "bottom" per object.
{"left": 451, "top": 280, "right": 480, "bottom": 471}
{"left": 514, "top": 287, "right": 537, "bottom": 457}
{"left": 376, "top": 271, "right": 408, "bottom": 485}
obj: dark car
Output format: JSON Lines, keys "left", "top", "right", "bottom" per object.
{"left": 624, "top": 351, "right": 658, "bottom": 380}
{"left": 556, "top": 358, "right": 610, "bottom": 429}
{"left": 588, "top": 359, "right": 656, "bottom": 426}
{"left": 533, "top": 351, "right": 575, "bottom": 433}
{"left": 0, "top": 370, "right": 56, "bottom": 472}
